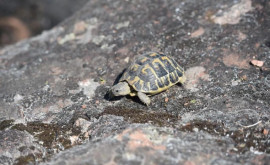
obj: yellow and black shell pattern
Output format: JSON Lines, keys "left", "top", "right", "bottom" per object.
{"left": 120, "top": 52, "right": 185, "bottom": 94}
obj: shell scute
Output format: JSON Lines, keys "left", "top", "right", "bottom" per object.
{"left": 121, "top": 52, "right": 184, "bottom": 93}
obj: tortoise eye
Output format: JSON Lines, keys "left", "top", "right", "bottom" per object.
{"left": 115, "top": 90, "right": 119, "bottom": 93}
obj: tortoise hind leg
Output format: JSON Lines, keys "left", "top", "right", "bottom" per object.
{"left": 137, "top": 92, "right": 151, "bottom": 106}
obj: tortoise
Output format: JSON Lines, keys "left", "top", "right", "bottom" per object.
{"left": 110, "top": 52, "right": 186, "bottom": 105}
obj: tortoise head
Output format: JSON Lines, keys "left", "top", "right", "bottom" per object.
{"left": 111, "top": 81, "right": 131, "bottom": 96}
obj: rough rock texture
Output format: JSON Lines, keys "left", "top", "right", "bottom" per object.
{"left": 0, "top": 0, "right": 270, "bottom": 164}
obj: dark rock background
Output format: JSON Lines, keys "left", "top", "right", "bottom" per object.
{"left": 0, "top": 0, "right": 89, "bottom": 46}
{"left": 0, "top": 0, "right": 270, "bottom": 164}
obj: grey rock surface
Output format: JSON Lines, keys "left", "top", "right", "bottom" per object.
{"left": 0, "top": 0, "right": 270, "bottom": 164}
{"left": 44, "top": 124, "right": 268, "bottom": 165}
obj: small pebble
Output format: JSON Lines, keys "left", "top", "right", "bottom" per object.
{"left": 241, "top": 75, "right": 247, "bottom": 81}
{"left": 165, "top": 97, "right": 169, "bottom": 102}
{"left": 263, "top": 129, "right": 269, "bottom": 135}
{"left": 231, "top": 80, "right": 239, "bottom": 86}
{"left": 124, "top": 57, "right": 129, "bottom": 63}
{"left": 250, "top": 60, "right": 264, "bottom": 67}
{"left": 193, "top": 127, "right": 199, "bottom": 132}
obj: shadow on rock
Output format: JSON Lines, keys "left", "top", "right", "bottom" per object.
{"left": 104, "top": 91, "right": 124, "bottom": 101}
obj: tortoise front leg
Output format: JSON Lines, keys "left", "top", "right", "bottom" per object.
{"left": 137, "top": 92, "right": 151, "bottom": 106}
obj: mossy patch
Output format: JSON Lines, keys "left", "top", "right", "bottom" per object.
{"left": 100, "top": 106, "right": 179, "bottom": 127}
{"left": 180, "top": 120, "right": 270, "bottom": 154}
{"left": 0, "top": 120, "right": 14, "bottom": 130}
{"left": 14, "top": 154, "right": 35, "bottom": 165}
{"left": 11, "top": 122, "right": 81, "bottom": 150}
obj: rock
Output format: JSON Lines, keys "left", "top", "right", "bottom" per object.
{"left": 250, "top": 59, "right": 264, "bottom": 67}
{"left": 0, "top": 130, "right": 45, "bottom": 164}
{"left": 0, "top": 0, "right": 269, "bottom": 164}
{"left": 42, "top": 125, "right": 269, "bottom": 165}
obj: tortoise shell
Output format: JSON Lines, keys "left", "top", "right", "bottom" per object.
{"left": 120, "top": 52, "right": 185, "bottom": 94}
